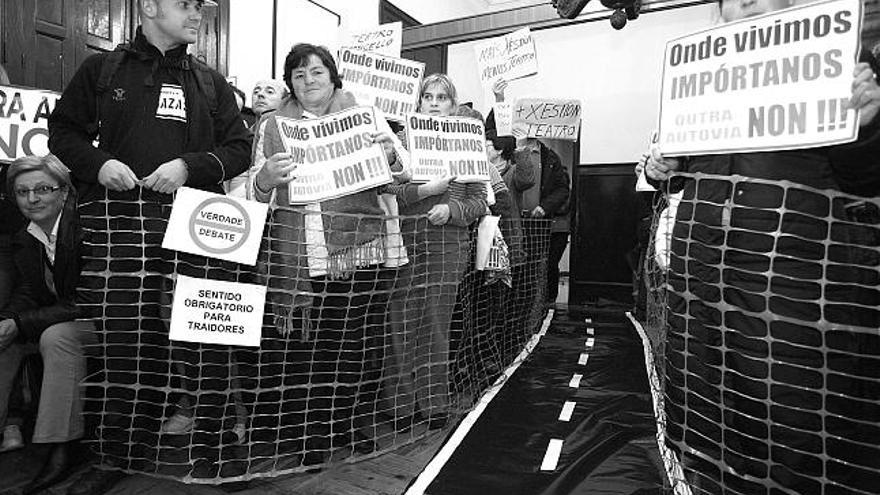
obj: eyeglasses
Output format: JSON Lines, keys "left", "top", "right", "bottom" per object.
{"left": 14, "top": 185, "right": 64, "bottom": 198}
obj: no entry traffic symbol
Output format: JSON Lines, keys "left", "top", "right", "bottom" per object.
{"left": 189, "top": 197, "right": 250, "bottom": 255}
{"left": 163, "top": 187, "right": 269, "bottom": 266}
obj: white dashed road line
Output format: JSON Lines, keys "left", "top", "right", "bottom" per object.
{"left": 578, "top": 352, "right": 589, "bottom": 365}
{"left": 559, "top": 401, "right": 576, "bottom": 422}
{"left": 540, "top": 439, "right": 564, "bottom": 471}
{"left": 405, "top": 309, "right": 557, "bottom": 495}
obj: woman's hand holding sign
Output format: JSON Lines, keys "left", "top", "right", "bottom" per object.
{"left": 851, "top": 62, "right": 880, "bottom": 127}
{"left": 255, "top": 152, "right": 298, "bottom": 193}
{"left": 366, "top": 131, "right": 398, "bottom": 168}
{"left": 492, "top": 78, "right": 508, "bottom": 103}
{"left": 644, "top": 144, "right": 681, "bottom": 182}
{"left": 417, "top": 175, "right": 455, "bottom": 200}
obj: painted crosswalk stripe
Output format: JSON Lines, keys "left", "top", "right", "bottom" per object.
{"left": 540, "top": 439, "right": 564, "bottom": 471}
{"left": 568, "top": 374, "right": 583, "bottom": 388}
{"left": 559, "top": 401, "right": 576, "bottom": 422}
{"left": 578, "top": 353, "right": 589, "bottom": 365}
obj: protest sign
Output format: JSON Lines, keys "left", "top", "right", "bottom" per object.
{"left": 493, "top": 102, "right": 513, "bottom": 137}
{"left": 338, "top": 48, "right": 424, "bottom": 122}
{"left": 162, "top": 187, "right": 269, "bottom": 266}
{"left": 169, "top": 275, "right": 266, "bottom": 347}
{"left": 474, "top": 27, "right": 539, "bottom": 87}
{"left": 0, "top": 85, "right": 59, "bottom": 162}
{"left": 512, "top": 98, "right": 582, "bottom": 141}
{"left": 275, "top": 106, "right": 393, "bottom": 203}
{"left": 658, "top": 0, "right": 862, "bottom": 155}
{"left": 476, "top": 215, "right": 500, "bottom": 270}
{"left": 340, "top": 21, "right": 402, "bottom": 57}
{"left": 635, "top": 169, "right": 657, "bottom": 192}
{"left": 405, "top": 114, "right": 491, "bottom": 183}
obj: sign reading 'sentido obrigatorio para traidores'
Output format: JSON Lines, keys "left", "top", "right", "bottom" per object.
{"left": 169, "top": 275, "right": 266, "bottom": 347}
{"left": 658, "top": 0, "right": 863, "bottom": 156}
{"left": 162, "top": 188, "right": 270, "bottom": 347}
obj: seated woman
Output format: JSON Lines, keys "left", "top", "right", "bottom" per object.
{"left": 0, "top": 154, "right": 95, "bottom": 494}
{"left": 0, "top": 61, "right": 27, "bottom": 454}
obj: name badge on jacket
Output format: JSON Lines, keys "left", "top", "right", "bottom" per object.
{"left": 156, "top": 84, "right": 187, "bottom": 122}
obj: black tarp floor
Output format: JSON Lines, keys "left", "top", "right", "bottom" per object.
{"left": 418, "top": 307, "right": 667, "bottom": 495}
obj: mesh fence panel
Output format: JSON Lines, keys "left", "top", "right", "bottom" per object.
{"left": 644, "top": 173, "right": 880, "bottom": 494}
{"left": 77, "top": 192, "right": 549, "bottom": 483}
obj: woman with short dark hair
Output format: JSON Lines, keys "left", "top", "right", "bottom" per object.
{"left": 248, "top": 42, "right": 407, "bottom": 459}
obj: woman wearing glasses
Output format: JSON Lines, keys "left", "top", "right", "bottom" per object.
{"left": 0, "top": 154, "right": 95, "bottom": 494}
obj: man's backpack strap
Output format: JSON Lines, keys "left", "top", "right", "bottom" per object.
{"left": 96, "top": 46, "right": 129, "bottom": 95}
{"left": 87, "top": 46, "right": 128, "bottom": 136}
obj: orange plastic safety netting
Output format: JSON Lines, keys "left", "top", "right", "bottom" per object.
{"left": 643, "top": 173, "right": 880, "bottom": 494}
{"left": 75, "top": 192, "right": 549, "bottom": 483}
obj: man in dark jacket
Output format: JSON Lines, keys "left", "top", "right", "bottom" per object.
{"left": 523, "top": 143, "right": 570, "bottom": 305}
{"left": 49, "top": 1, "right": 249, "bottom": 203}
{"left": 48, "top": 1, "right": 249, "bottom": 493}
{"left": 486, "top": 80, "right": 572, "bottom": 306}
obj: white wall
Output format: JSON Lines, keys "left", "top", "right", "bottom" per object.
{"left": 447, "top": 5, "right": 720, "bottom": 163}
{"left": 228, "top": 0, "right": 379, "bottom": 106}
{"left": 228, "top": 0, "right": 274, "bottom": 106}
{"left": 387, "top": 0, "right": 484, "bottom": 24}
{"left": 318, "top": 0, "right": 380, "bottom": 33}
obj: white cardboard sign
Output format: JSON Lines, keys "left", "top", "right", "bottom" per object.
{"left": 658, "top": 0, "right": 862, "bottom": 156}
{"left": 0, "top": 85, "right": 59, "bottom": 162}
{"left": 275, "top": 106, "right": 393, "bottom": 203}
{"left": 338, "top": 48, "right": 424, "bottom": 122}
{"left": 474, "top": 27, "right": 539, "bottom": 87}
{"left": 162, "top": 187, "right": 269, "bottom": 266}
{"left": 512, "top": 98, "right": 582, "bottom": 141}
{"left": 339, "top": 21, "right": 402, "bottom": 57}
{"left": 169, "top": 275, "right": 266, "bottom": 347}
{"left": 405, "top": 114, "right": 491, "bottom": 183}
{"left": 493, "top": 102, "right": 513, "bottom": 137}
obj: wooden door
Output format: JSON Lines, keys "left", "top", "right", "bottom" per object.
{"left": 5, "top": 0, "right": 78, "bottom": 91}
{"left": 1, "top": 0, "right": 228, "bottom": 91}
{"left": 2, "top": 0, "right": 128, "bottom": 91}
{"left": 79, "top": 0, "right": 129, "bottom": 61}
{"left": 192, "top": 1, "right": 228, "bottom": 74}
